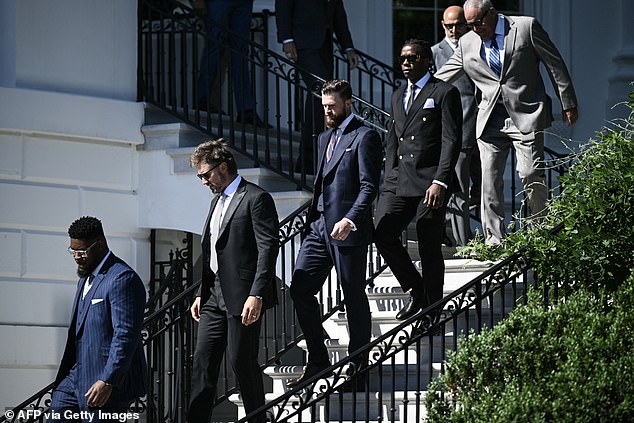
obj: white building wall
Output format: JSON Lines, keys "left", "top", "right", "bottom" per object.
{"left": 0, "top": 0, "right": 145, "bottom": 410}
{"left": 13, "top": 0, "right": 137, "bottom": 100}
{"left": 0, "top": 87, "right": 149, "bottom": 410}
{"left": 0, "top": 0, "right": 632, "bottom": 415}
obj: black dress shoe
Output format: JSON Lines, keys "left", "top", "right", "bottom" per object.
{"left": 236, "top": 110, "right": 273, "bottom": 128}
{"left": 396, "top": 292, "right": 425, "bottom": 320}
{"left": 338, "top": 374, "right": 367, "bottom": 393}
{"left": 286, "top": 362, "right": 331, "bottom": 389}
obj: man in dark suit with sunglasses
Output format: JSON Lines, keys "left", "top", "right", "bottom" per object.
{"left": 188, "top": 139, "right": 279, "bottom": 423}
{"left": 374, "top": 39, "right": 461, "bottom": 321}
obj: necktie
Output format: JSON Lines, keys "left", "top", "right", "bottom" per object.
{"left": 210, "top": 194, "right": 226, "bottom": 273}
{"left": 405, "top": 84, "right": 418, "bottom": 114}
{"left": 326, "top": 128, "right": 339, "bottom": 162}
{"left": 489, "top": 38, "right": 502, "bottom": 77}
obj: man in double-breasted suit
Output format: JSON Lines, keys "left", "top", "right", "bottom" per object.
{"left": 286, "top": 80, "right": 382, "bottom": 391}
{"left": 188, "top": 139, "right": 279, "bottom": 423}
{"left": 432, "top": 5, "right": 479, "bottom": 247}
{"left": 434, "top": 0, "right": 578, "bottom": 245}
{"left": 374, "top": 39, "right": 462, "bottom": 321}
{"left": 275, "top": 0, "right": 359, "bottom": 173}
{"left": 49, "top": 216, "right": 147, "bottom": 423}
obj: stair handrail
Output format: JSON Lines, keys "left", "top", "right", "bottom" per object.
{"left": 138, "top": 0, "right": 392, "bottom": 191}
{"left": 240, "top": 224, "right": 568, "bottom": 423}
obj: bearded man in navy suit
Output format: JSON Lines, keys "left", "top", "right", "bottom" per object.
{"left": 286, "top": 79, "right": 383, "bottom": 391}
{"left": 49, "top": 216, "right": 147, "bottom": 422}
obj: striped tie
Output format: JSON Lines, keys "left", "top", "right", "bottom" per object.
{"left": 326, "top": 128, "right": 338, "bottom": 161}
{"left": 489, "top": 38, "right": 502, "bottom": 77}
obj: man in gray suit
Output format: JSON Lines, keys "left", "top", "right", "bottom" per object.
{"left": 435, "top": 0, "right": 578, "bottom": 245}
{"left": 432, "top": 5, "right": 479, "bottom": 247}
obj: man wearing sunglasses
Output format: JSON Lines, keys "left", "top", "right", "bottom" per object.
{"left": 49, "top": 216, "right": 147, "bottom": 422}
{"left": 188, "top": 139, "right": 279, "bottom": 423}
{"left": 374, "top": 39, "right": 461, "bottom": 321}
{"left": 432, "top": 5, "right": 480, "bottom": 248}
{"left": 435, "top": 0, "right": 578, "bottom": 245}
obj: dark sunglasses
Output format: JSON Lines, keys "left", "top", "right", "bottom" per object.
{"left": 196, "top": 162, "right": 221, "bottom": 180}
{"left": 399, "top": 54, "right": 421, "bottom": 64}
{"left": 443, "top": 22, "right": 466, "bottom": 30}
{"left": 466, "top": 8, "right": 492, "bottom": 30}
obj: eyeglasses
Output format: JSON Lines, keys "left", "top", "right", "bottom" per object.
{"left": 67, "top": 241, "right": 99, "bottom": 258}
{"left": 196, "top": 162, "right": 221, "bottom": 180}
{"left": 466, "top": 8, "right": 491, "bottom": 29}
{"left": 443, "top": 22, "right": 466, "bottom": 30}
{"left": 399, "top": 54, "right": 421, "bottom": 64}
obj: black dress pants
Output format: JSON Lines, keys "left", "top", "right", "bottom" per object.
{"left": 188, "top": 287, "right": 264, "bottom": 423}
{"left": 374, "top": 190, "right": 446, "bottom": 306}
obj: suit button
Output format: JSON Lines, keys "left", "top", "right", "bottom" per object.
{"left": 410, "top": 153, "right": 414, "bottom": 158}
{"left": 399, "top": 155, "right": 403, "bottom": 160}
{"left": 411, "top": 135, "right": 415, "bottom": 140}
{"left": 422, "top": 117, "right": 427, "bottom": 122}
{"left": 399, "top": 137, "right": 403, "bottom": 142}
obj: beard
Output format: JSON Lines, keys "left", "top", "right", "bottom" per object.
{"left": 77, "top": 266, "right": 90, "bottom": 278}
{"left": 326, "top": 113, "right": 346, "bottom": 129}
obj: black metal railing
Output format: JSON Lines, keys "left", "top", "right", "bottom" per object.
{"left": 0, "top": 169, "right": 572, "bottom": 423}
{"left": 138, "top": 1, "right": 395, "bottom": 189}
{"left": 0, "top": 198, "right": 388, "bottom": 423}
{"left": 138, "top": 0, "right": 571, "bottom": 231}
{"left": 242, "top": 249, "right": 541, "bottom": 423}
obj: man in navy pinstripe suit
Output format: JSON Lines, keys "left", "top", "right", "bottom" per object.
{"left": 49, "top": 217, "right": 147, "bottom": 422}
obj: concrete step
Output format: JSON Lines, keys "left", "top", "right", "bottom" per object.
{"left": 140, "top": 121, "right": 313, "bottom": 222}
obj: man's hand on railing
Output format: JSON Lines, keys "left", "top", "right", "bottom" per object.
{"left": 346, "top": 49, "right": 359, "bottom": 70}
{"left": 563, "top": 107, "right": 578, "bottom": 127}
{"left": 190, "top": 296, "right": 202, "bottom": 322}
{"left": 282, "top": 41, "right": 298, "bottom": 62}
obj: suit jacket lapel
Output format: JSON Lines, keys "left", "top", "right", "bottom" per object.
{"left": 315, "top": 127, "right": 334, "bottom": 179}
{"left": 405, "top": 82, "right": 433, "bottom": 120}
{"left": 324, "top": 120, "right": 360, "bottom": 176}
{"left": 502, "top": 16, "right": 516, "bottom": 76}
{"left": 70, "top": 276, "right": 86, "bottom": 332}
{"left": 202, "top": 194, "right": 219, "bottom": 241}
{"left": 392, "top": 85, "right": 408, "bottom": 134}
{"left": 439, "top": 40, "right": 453, "bottom": 64}
{"left": 396, "top": 80, "right": 438, "bottom": 135}
{"left": 75, "top": 255, "right": 114, "bottom": 334}
{"left": 219, "top": 180, "right": 247, "bottom": 237}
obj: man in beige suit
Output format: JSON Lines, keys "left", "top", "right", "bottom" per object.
{"left": 435, "top": 0, "right": 578, "bottom": 244}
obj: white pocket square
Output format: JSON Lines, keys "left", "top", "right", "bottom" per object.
{"left": 423, "top": 98, "right": 435, "bottom": 109}
{"left": 91, "top": 298, "right": 104, "bottom": 305}
{"left": 345, "top": 147, "right": 353, "bottom": 152}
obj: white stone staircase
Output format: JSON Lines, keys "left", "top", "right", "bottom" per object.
{"left": 229, "top": 257, "right": 513, "bottom": 423}
{"left": 138, "top": 106, "right": 313, "bottom": 233}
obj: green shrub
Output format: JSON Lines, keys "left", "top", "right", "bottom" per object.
{"left": 460, "top": 90, "right": 634, "bottom": 295}
{"left": 428, "top": 90, "right": 634, "bottom": 422}
{"left": 426, "top": 274, "right": 634, "bottom": 423}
